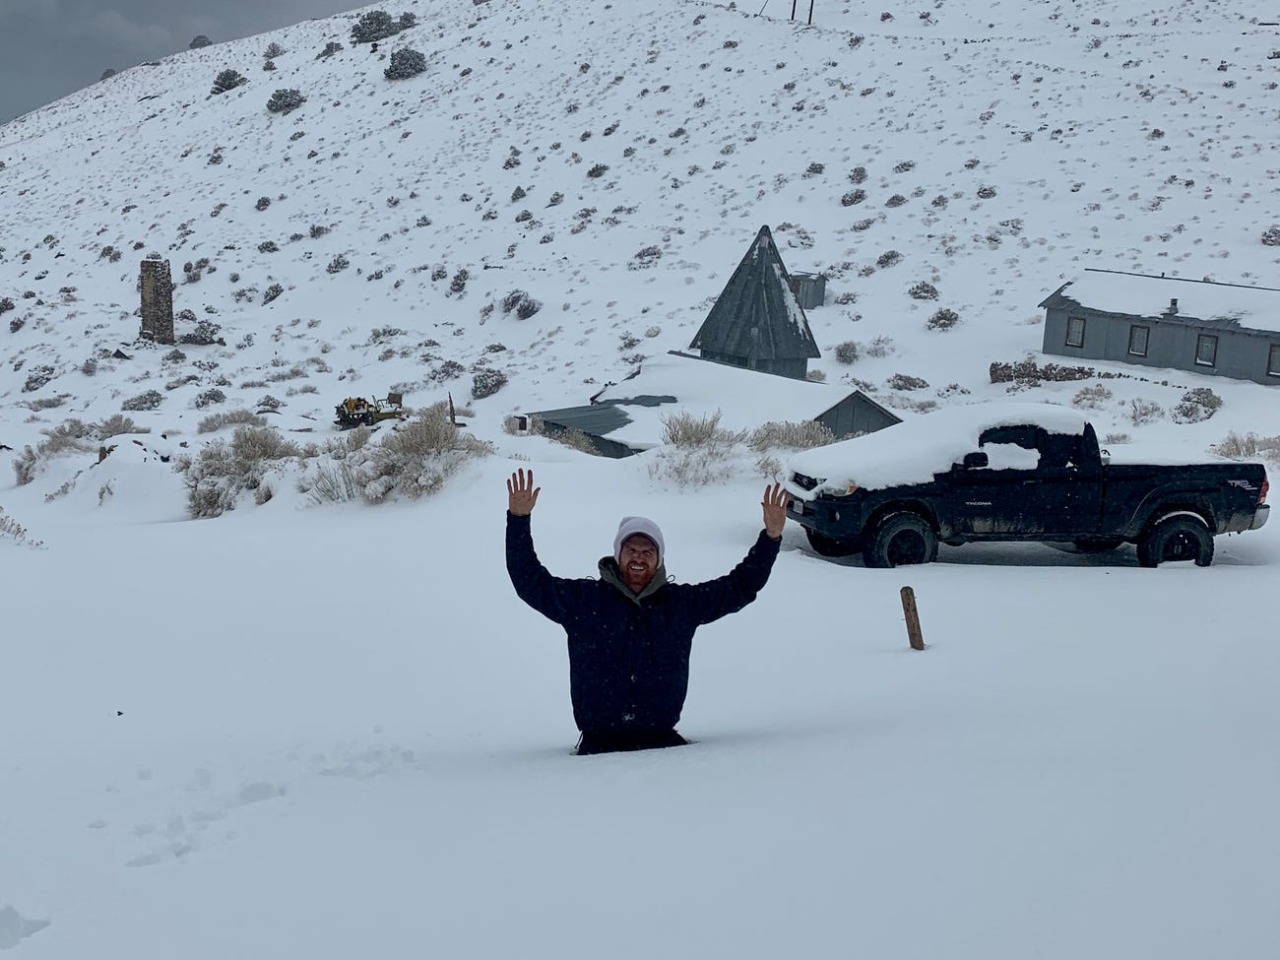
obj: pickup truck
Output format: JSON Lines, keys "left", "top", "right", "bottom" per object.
{"left": 783, "top": 402, "right": 1270, "bottom": 568}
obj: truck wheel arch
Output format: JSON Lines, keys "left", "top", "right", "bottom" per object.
{"left": 1136, "top": 511, "right": 1215, "bottom": 567}
{"left": 862, "top": 509, "right": 939, "bottom": 568}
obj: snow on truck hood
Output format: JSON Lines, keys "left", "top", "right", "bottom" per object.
{"left": 785, "top": 402, "right": 1253, "bottom": 498}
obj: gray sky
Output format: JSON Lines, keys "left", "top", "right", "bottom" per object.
{"left": 0, "top": 0, "right": 360, "bottom": 125}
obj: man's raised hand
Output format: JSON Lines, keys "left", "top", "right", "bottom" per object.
{"left": 507, "top": 468, "right": 541, "bottom": 516}
{"left": 761, "top": 481, "right": 791, "bottom": 540}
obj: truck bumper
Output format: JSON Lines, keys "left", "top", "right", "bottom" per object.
{"left": 1251, "top": 504, "right": 1270, "bottom": 530}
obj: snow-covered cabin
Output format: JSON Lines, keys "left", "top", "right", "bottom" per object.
{"left": 1039, "top": 269, "right": 1280, "bottom": 386}
{"left": 525, "top": 353, "right": 900, "bottom": 458}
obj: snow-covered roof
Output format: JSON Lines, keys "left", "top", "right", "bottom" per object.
{"left": 786, "top": 402, "right": 1091, "bottom": 496}
{"left": 589, "top": 353, "right": 870, "bottom": 449}
{"left": 1048, "top": 271, "right": 1280, "bottom": 334}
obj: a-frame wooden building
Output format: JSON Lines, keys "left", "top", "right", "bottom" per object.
{"left": 688, "top": 224, "right": 822, "bottom": 379}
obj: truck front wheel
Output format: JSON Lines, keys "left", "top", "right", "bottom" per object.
{"left": 863, "top": 512, "right": 938, "bottom": 568}
{"left": 1137, "top": 515, "right": 1214, "bottom": 568}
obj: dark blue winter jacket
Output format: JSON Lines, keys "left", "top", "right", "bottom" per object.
{"left": 505, "top": 512, "right": 780, "bottom": 733}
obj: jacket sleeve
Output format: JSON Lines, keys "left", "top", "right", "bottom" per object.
{"left": 682, "top": 531, "right": 781, "bottom": 626}
{"left": 505, "top": 511, "right": 575, "bottom": 625}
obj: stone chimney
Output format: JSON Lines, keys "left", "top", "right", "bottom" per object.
{"left": 139, "top": 259, "right": 175, "bottom": 344}
{"left": 1167, "top": 297, "right": 1179, "bottom": 315}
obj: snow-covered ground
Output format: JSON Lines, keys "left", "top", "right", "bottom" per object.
{"left": 2, "top": 0, "right": 1278, "bottom": 955}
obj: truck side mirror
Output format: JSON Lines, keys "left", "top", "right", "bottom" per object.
{"left": 962, "top": 451, "right": 989, "bottom": 469}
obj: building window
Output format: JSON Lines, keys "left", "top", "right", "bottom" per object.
{"left": 1269, "top": 343, "right": 1280, "bottom": 378}
{"left": 1128, "top": 325, "right": 1149, "bottom": 357}
{"left": 1195, "top": 333, "right": 1218, "bottom": 367}
{"left": 1065, "top": 315, "right": 1086, "bottom": 348}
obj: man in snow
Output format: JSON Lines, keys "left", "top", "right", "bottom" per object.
{"left": 505, "top": 468, "right": 789, "bottom": 755}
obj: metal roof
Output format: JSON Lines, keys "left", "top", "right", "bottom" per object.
{"left": 689, "top": 225, "right": 822, "bottom": 361}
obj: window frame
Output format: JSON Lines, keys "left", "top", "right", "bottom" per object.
{"left": 1127, "top": 325, "right": 1150, "bottom": 358}
{"left": 1268, "top": 343, "right": 1280, "bottom": 378}
{"left": 1064, "top": 315, "right": 1086, "bottom": 349}
{"left": 1195, "top": 333, "right": 1218, "bottom": 368}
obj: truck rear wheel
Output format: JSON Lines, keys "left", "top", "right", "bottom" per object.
{"left": 805, "top": 528, "right": 857, "bottom": 558}
{"left": 863, "top": 512, "right": 938, "bottom": 568}
{"left": 1136, "top": 515, "right": 1214, "bottom": 568}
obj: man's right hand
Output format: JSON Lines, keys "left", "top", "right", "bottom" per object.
{"left": 507, "top": 468, "right": 540, "bottom": 516}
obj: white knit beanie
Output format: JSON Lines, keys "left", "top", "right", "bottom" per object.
{"left": 613, "top": 516, "right": 665, "bottom": 565}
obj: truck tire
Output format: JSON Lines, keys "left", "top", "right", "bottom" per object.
{"left": 863, "top": 512, "right": 938, "bottom": 568}
{"left": 805, "top": 528, "right": 857, "bottom": 558}
{"left": 1136, "top": 515, "right": 1214, "bottom": 568}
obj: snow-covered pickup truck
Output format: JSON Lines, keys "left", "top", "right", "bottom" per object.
{"left": 783, "top": 403, "right": 1270, "bottom": 568}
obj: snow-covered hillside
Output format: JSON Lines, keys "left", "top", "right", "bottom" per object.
{"left": 2, "top": 0, "right": 1278, "bottom": 470}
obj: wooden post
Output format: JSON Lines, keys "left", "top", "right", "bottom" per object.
{"left": 808, "top": 0, "right": 815, "bottom": 25}
{"left": 900, "top": 585, "right": 925, "bottom": 650}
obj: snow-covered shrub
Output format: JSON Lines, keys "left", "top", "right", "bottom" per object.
{"left": 1172, "top": 387, "right": 1223, "bottom": 423}
{"left": 1262, "top": 226, "right": 1280, "bottom": 247}
{"left": 263, "top": 284, "right": 284, "bottom": 304}
{"left": 95, "top": 414, "right": 148, "bottom": 439}
{"left": 22, "top": 365, "right": 55, "bottom": 392}
{"left": 122, "top": 389, "right": 164, "bottom": 412}
{"left": 12, "top": 420, "right": 95, "bottom": 485}
{"left": 908, "top": 281, "right": 939, "bottom": 300}
{"left": 648, "top": 411, "right": 746, "bottom": 488}
{"left": 888, "top": 373, "right": 929, "bottom": 390}
{"left": 1129, "top": 398, "right": 1164, "bottom": 426}
{"left": 266, "top": 89, "right": 305, "bottom": 114}
{"left": 317, "top": 41, "right": 344, "bottom": 59}
{"left": 498, "top": 290, "right": 541, "bottom": 319}
{"left": 211, "top": 69, "right": 247, "bottom": 95}
{"left": 833, "top": 341, "right": 859, "bottom": 364}
{"left": 326, "top": 254, "right": 350, "bottom": 274}
{"left": 337, "top": 403, "right": 493, "bottom": 503}
{"left": 190, "top": 35, "right": 212, "bottom": 49}
{"left": 587, "top": 163, "right": 609, "bottom": 178}
{"left": 0, "top": 507, "right": 35, "bottom": 545}
{"left": 1213, "top": 431, "right": 1280, "bottom": 464}
{"left": 198, "top": 410, "right": 266, "bottom": 434}
{"left": 264, "top": 42, "right": 285, "bottom": 59}
{"left": 546, "top": 427, "right": 600, "bottom": 456}
{"left": 194, "top": 389, "right": 226, "bottom": 409}
{"left": 180, "top": 425, "right": 301, "bottom": 518}
{"left": 385, "top": 48, "right": 426, "bottom": 80}
{"left": 1072, "top": 385, "right": 1112, "bottom": 410}
{"left": 0, "top": 297, "right": 14, "bottom": 314}
{"left": 472, "top": 369, "right": 508, "bottom": 400}
{"left": 926, "top": 307, "right": 960, "bottom": 331}
{"left": 180, "top": 318, "right": 223, "bottom": 345}
{"left": 747, "top": 420, "right": 835, "bottom": 452}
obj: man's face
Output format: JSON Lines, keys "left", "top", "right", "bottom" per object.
{"left": 618, "top": 534, "right": 659, "bottom": 592}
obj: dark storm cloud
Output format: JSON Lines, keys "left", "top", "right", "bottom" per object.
{"left": 0, "top": 0, "right": 358, "bottom": 125}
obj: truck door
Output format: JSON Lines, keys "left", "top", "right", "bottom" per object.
{"left": 1032, "top": 426, "right": 1103, "bottom": 538}
{"left": 946, "top": 425, "right": 1044, "bottom": 537}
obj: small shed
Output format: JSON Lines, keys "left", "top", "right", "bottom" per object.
{"left": 789, "top": 272, "right": 827, "bottom": 310}
{"left": 1039, "top": 269, "right": 1280, "bottom": 386}
{"left": 524, "top": 353, "right": 900, "bottom": 458}
{"left": 689, "top": 225, "right": 822, "bottom": 379}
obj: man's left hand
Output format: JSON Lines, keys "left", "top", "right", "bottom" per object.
{"left": 761, "top": 482, "right": 791, "bottom": 540}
